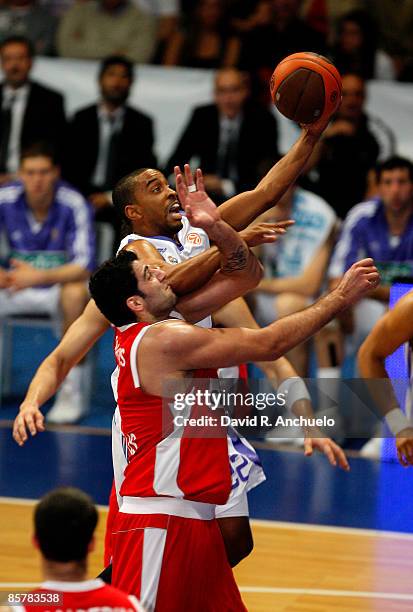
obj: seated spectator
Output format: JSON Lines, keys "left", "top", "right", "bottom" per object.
{"left": 328, "top": 156, "right": 413, "bottom": 359}
{"left": 330, "top": 10, "right": 396, "bottom": 81}
{"left": 365, "top": 0, "right": 413, "bottom": 81}
{"left": 0, "top": 0, "right": 57, "bottom": 56}
{"left": 57, "top": 0, "right": 157, "bottom": 64}
{"left": 65, "top": 55, "right": 156, "bottom": 247}
{"left": 229, "top": 0, "right": 273, "bottom": 34}
{"left": 237, "top": 0, "right": 326, "bottom": 103}
{"left": 301, "top": 0, "right": 364, "bottom": 41}
{"left": 165, "top": 68, "right": 278, "bottom": 203}
{"left": 0, "top": 36, "right": 66, "bottom": 185}
{"left": 19, "top": 487, "right": 143, "bottom": 611}
{"left": 162, "top": 0, "right": 239, "bottom": 68}
{"left": 304, "top": 73, "right": 395, "bottom": 219}
{"left": 136, "top": 0, "right": 179, "bottom": 63}
{"left": 252, "top": 183, "right": 337, "bottom": 375}
{"left": 0, "top": 142, "right": 95, "bottom": 423}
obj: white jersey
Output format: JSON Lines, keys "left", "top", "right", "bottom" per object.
{"left": 117, "top": 215, "right": 212, "bottom": 327}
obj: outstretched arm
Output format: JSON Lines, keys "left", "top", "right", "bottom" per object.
{"left": 13, "top": 299, "right": 109, "bottom": 445}
{"left": 214, "top": 116, "right": 331, "bottom": 231}
{"left": 142, "top": 259, "right": 379, "bottom": 384}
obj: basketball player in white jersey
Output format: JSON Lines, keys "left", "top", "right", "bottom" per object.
{"left": 358, "top": 290, "right": 413, "bottom": 466}
{"left": 88, "top": 186, "right": 378, "bottom": 609}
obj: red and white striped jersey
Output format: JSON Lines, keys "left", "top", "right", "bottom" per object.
{"left": 112, "top": 320, "right": 232, "bottom": 505}
{"left": 13, "top": 578, "right": 143, "bottom": 611}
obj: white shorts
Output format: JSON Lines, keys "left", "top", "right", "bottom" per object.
{"left": 0, "top": 286, "right": 61, "bottom": 318}
{"left": 215, "top": 490, "right": 249, "bottom": 519}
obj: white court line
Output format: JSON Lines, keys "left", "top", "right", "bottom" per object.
{"left": 0, "top": 497, "right": 108, "bottom": 512}
{"left": 0, "top": 583, "right": 39, "bottom": 588}
{"left": 239, "top": 587, "right": 413, "bottom": 601}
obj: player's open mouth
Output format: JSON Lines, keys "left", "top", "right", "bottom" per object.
{"left": 168, "top": 202, "right": 182, "bottom": 219}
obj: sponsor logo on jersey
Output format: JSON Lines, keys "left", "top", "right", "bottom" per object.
{"left": 187, "top": 232, "right": 202, "bottom": 245}
{"left": 168, "top": 256, "right": 179, "bottom": 264}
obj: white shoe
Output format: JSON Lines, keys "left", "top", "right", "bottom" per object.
{"left": 46, "top": 367, "right": 87, "bottom": 424}
{"left": 359, "top": 437, "right": 383, "bottom": 459}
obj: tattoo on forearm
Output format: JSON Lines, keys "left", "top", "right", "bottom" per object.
{"left": 222, "top": 245, "right": 248, "bottom": 273}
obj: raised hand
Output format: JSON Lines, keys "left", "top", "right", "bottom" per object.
{"left": 174, "top": 164, "right": 220, "bottom": 231}
{"left": 336, "top": 258, "right": 380, "bottom": 306}
{"left": 240, "top": 220, "right": 295, "bottom": 247}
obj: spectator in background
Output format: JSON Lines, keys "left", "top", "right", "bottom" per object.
{"left": 328, "top": 156, "right": 413, "bottom": 361}
{"left": 237, "top": 0, "right": 326, "bottom": 103}
{"left": 162, "top": 0, "right": 239, "bottom": 68}
{"left": 66, "top": 56, "right": 156, "bottom": 246}
{"left": 330, "top": 11, "right": 395, "bottom": 81}
{"left": 365, "top": 0, "right": 413, "bottom": 81}
{"left": 305, "top": 73, "right": 395, "bottom": 219}
{"left": 300, "top": 0, "right": 364, "bottom": 42}
{"left": 165, "top": 68, "right": 278, "bottom": 203}
{"left": 0, "top": 0, "right": 57, "bottom": 56}
{"left": 0, "top": 36, "right": 66, "bottom": 185}
{"left": 57, "top": 0, "right": 157, "bottom": 64}
{"left": 136, "top": 0, "right": 179, "bottom": 63}
{"left": 19, "top": 487, "right": 143, "bottom": 611}
{"left": 0, "top": 142, "right": 95, "bottom": 423}
{"left": 229, "top": 0, "right": 273, "bottom": 34}
{"left": 252, "top": 182, "right": 337, "bottom": 376}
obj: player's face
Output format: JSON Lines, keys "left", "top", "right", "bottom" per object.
{"left": 19, "top": 156, "right": 59, "bottom": 204}
{"left": 99, "top": 64, "right": 131, "bottom": 106}
{"left": 0, "top": 42, "right": 32, "bottom": 88}
{"left": 214, "top": 71, "right": 248, "bottom": 119}
{"left": 379, "top": 168, "right": 413, "bottom": 213}
{"left": 338, "top": 75, "right": 365, "bottom": 121}
{"left": 134, "top": 169, "right": 183, "bottom": 235}
{"left": 133, "top": 260, "right": 177, "bottom": 315}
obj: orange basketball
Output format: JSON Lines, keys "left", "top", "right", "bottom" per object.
{"left": 270, "top": 52, "right": 342, "bottom": 124}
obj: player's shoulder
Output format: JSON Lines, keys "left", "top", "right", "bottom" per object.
{"left": 393, "top": 290, "right": 413, "bottom": 318}
{"left": 0, "top": 181, "right": 24, "bottom": 205}
{"left": 144, "top": 319, "right": 199, "bottom": 347}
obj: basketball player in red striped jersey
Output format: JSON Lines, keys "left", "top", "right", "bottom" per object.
{"left": 89, "top": 187, "right": 378, "bottom": 610}
{"left": 13, "top": 487, "right": 143, "bottom": 612}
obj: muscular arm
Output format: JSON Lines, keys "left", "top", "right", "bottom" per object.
{"left": 141, "top": 259, "right": 378, "bottom": 389}
{"left": 218, "top": 122, "right": 328, "bottom": 231}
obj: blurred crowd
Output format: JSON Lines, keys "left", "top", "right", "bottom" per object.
{"left": 0, "top": 0, "right": 413, "bottom": 444}
{"left": 0, "top": 0, "right": 412, "bottom": 81}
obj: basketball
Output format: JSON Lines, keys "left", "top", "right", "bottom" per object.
{"left": 270, "top": 52, "right": 342, "bottom": 124}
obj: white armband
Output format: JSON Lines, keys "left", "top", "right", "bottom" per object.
{"left": 277, "top": 377, "right": 311, "bottom": 412}
{"left": 384, "top": 408, "right": 411, "bottom": 436}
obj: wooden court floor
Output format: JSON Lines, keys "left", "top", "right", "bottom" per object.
{"left": 1, "top": 499, "right": 413, "bottom": 611}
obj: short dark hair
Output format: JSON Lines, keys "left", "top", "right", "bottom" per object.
{"left": 112, "top": 168, "right": 150, "bottom": 236}
{"left": 98, "top": 55, "right": 134, "bottom": 81}
{"left": 0, "top": 35, "right": 34, "bottom": 57}
{"left": 89, "top": 250, "right": 145, "bottom": 326}
{"left": 34, "top": 487, "right": 98, "bottom": 563}
{"left": 377, "top": 156, "right": 413, "bottom": 182}
{"left": 20, "top": 141, "right": 58, "bottom": 165}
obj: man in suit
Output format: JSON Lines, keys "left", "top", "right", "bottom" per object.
{"left": 165, "top": 68, "right": 279, "bottom": 204}
{"left": 66, "top": 55, "right": 157, "bottom": 245}
{"left": 0, "top": 35, "right": 66, "bottom": 185}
